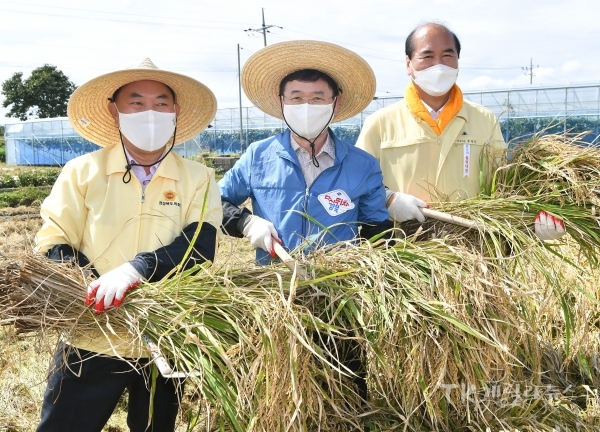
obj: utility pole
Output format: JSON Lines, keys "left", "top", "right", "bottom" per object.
{"left": 237, "top": 44, "right": 244, "bottom": 152}
{"left": 522, "top": 58, "right": 539, "bottom": 85}
{"left": 244, "top": 8, "right": 282, "bottom": 47}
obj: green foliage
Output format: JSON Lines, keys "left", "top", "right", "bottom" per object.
{"left": 501, "top": 116, "right": 600, "bottom": 144}
{"left": 0, "top": 125, "right": 4, "bottom": 163}
{"left": 16, "top": 168, "right": 61, "bottom": 187}
{"left": 190, "top": 155, "right": 226, "bottom": 179}
{"left": 198, "top": 126, "right": 364, "bottom": 153}
{"left": 331, "top": 125, "right": 361, "bottom": 145}
{"left": 0, "top": 169, "right": 60, "bottom": 190}
{"left": 1, "top": 64, "right": 77, "bottom": 120}
{"left": 0, "top": 186, "right": 49, "bottom": 207}
{"left": 199, "top": 128, "right": 285, "bottom": 153}
{"left": 0, "top": 174, "right": 18, "bottom": 189}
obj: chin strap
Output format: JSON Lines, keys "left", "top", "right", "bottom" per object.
{"left": 281, "top": 99, "right": 337, "bottom": 168}
{"left": 120, "top": 127, "right": 178, "bottom": 184}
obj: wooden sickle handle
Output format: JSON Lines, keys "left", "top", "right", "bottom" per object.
{"left": 273, "top": 242, "right": 310, "bottom": 280}
{"left": 422, "top": 208, "right": 477, "bottom": 229}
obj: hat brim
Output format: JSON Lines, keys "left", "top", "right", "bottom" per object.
{"left": 241, "top": 40, "right": 376, "bottom": 123}
{"left": 68, "top": 68, "right": 217, "bottom": 147}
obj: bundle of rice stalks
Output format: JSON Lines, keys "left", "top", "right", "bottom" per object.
{"left": 299, "top": 237, "right": 600, "bottom": 431}
{"left": 2, "top": 224, "right": 600, "bottom": 430}
{"left": 428, "top": 194, "right": 600, "bottom": 264}
{"left": 409, "top": 197, "right": 600, "bottom": 396}
{"left": 492, "top": 132, "right": 600, "bottom": 207}
{"left": 410, "top": 133, "right": 600, "bottom": 269}
{"left": 0, "top": 253, "right": 370, "bottom": 431}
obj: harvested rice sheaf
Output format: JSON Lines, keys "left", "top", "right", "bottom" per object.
{"left": 1, "top": 133, "right": 600, "bottom": 431}
{"left": 494, "top": 132, "right": 600, "bottom": 207}
{"left": 2, "top": 233, "right": 600, "bottom": 431}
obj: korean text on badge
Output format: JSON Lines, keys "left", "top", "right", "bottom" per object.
{"left": 318, "top": 189, "right": 355, "bottom": 216}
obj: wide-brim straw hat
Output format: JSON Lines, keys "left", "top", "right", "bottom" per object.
{"left": 68, "top": 58, "right": 217, "bottom": 147}
{"left": 242, "top": 40, "right": 376, "bottom": 123}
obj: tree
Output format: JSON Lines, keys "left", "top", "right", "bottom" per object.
{"left": 1, "top": 64, "right": 76, "bottom": 121}
{"left": 0, "top": 125, "right": 5, "bottom": 163}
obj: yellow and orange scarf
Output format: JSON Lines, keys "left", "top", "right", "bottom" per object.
{"left": 404, "top": 82, "right": 463, "bottom": 136}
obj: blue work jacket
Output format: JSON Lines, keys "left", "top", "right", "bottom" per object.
{"left": 219, "top": 129, "right": 390, "bottom": 264}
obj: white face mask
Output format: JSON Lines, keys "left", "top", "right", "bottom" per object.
{"left": 117, "top": 108, "right": 177, "bottom": 152}
{"left": 411, "top": 64, "right": 459, "bottom": 97}
{"left": 282, "top": 101, "right": 335, "bottom": 140}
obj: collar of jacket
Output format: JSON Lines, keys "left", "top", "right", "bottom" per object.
{"left": 274, "top": 128, "right": 349, "bottom": 165}
{"left": 404, "top": 82, "right": 465, "bottom": 136}
{"left": 105, "top": 143, "right": 180, "bottom": 181}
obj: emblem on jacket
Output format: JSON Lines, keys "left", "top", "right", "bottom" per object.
{"left": 159, "top": 190, "right": 180, "bottom": 207}
{"left": 318, "top": 189, "right": 355, "bottom": 216}
{"left": 163, "top": 190, "right": 177, "bottom": 201}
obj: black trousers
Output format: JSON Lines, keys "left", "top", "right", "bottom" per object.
{"left": 313, "top": 331, "right": 368, "bottom": 401}
{"left": 36, "top": 343, "right": 183, "bottom": 432}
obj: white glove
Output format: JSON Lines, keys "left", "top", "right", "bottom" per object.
{"left": 242, "top": 215, "right": 281, "bottom": 258}
{"left": 386, "top": 190, "right": 427, "bottom": 223}
{"left": 534, "top": 210, "right": 566, "bottom": 241}
{"left": 85, "top": 262, "right": 142, "bottom": 313}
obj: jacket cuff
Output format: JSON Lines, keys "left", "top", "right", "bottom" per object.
{"left": 129, "top": 253, "right": 156, "bottom": 280}
{"left": 385, "top": 188, "right": 395, "bottom": 206}
{"left": 45, "top": 244, "right": 99, "bottom": 277}
{"left": 237, "top": 212, "right": 253, "bottom": 234}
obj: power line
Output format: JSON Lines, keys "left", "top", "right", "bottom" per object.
{"left": 244, "top": 8, "right": 282, "bottom": 47}
{"left": 522, "top": 58, "right": 539, "bottom": 84}
{"left": 237, "top": 44, "right": 245, "bottom": 152}
{"left": 0, "top": 1, "right": 251, "bottom": 26}
{"left": 0, "top": 7, "right": 243, "bottom": 30}
{"left": 269, "top": 28, "right": 525, "bottom": 70}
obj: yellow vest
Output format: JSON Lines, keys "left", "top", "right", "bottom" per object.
{"left": 356, "top": 91, "right": 506, "bottom": 202}
{"left": 36, "top": 144, "right": 222, "bottom": 357}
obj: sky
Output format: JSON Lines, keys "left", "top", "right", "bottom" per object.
{"left": 0, "top": 0, "right": 599, "bottom": 124}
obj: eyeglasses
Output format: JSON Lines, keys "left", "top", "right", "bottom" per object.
{"left": 281, "top": 96, "right": 336, "bottom": 105}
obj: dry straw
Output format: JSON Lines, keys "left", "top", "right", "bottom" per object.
{"left": 2, "top": 133, "right": 600, "bottom": 431}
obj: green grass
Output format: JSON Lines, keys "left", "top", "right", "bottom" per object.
{"left": 0, "top": 186, "right": 50, "bottom": 208}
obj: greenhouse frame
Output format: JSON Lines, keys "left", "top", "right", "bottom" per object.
{"left": 3, "top": 83, "right": 600, "bottom": 166}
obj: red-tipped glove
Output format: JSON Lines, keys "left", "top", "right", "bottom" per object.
{"left": 242, "top": 215, "right": 281, "bottom": 258}
{"left": 85, "top": 262, "right": 142, "bottom": 313}
{"left": 534, "top": 210, "right": 566, "bottom": 241}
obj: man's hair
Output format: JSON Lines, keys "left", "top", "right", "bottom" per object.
{"left": 405, "top": 22, "right": 461, "bottom": 59}
{"left": 278, "top": 69, "right": 341, "bottom": 97}
{"left": 108, "top": 82, "right": 176, "bottom": 103}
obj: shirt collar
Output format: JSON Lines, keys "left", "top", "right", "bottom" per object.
{"left": 421, "top": 100, "right": 446, "bottom": 120}
{"left": 124, "top": 147, "right": 163, "bottom": 174}
{"left": 290, "top": 132, "right": 335, "bottom": 158}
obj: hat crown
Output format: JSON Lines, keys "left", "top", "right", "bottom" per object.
{"left": 132, "top": 58, "right": 159, "bottom": 70}
{"left": 241, "top": 40, "right": 376, "bottom": 123}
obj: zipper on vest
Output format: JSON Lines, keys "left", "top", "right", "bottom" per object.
{"left": 141, "top": 191, "right": 145, "bottom": 203}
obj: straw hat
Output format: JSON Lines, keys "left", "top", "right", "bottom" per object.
{"left": 68, "top": 58, "right": 217, "bottom": 147}
{"left": 241, "top": 40, "right": 376, "bottom": 123}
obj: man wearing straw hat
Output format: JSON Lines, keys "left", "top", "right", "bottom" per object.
{"left": 356, "top": 22, "right": 565, "bottom": 240}
{"left": 218, "top": 40, "right": 392, "bottom": 401}
{"left": 34, "top": 59, "right": 222, "bottom": 432}
{"left": 220, "top": 40, "right": 392, "bottom": 264}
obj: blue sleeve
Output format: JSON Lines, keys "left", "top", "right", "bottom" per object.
{"left": 358, "top": 158, "right": 390, "bottom": 224}
{"left": 218, "top": 147, "right": 254, "bottom": 206}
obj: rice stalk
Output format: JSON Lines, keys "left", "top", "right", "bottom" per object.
{"left": 2, "top": 234, "right": 600, "bottom": 430}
